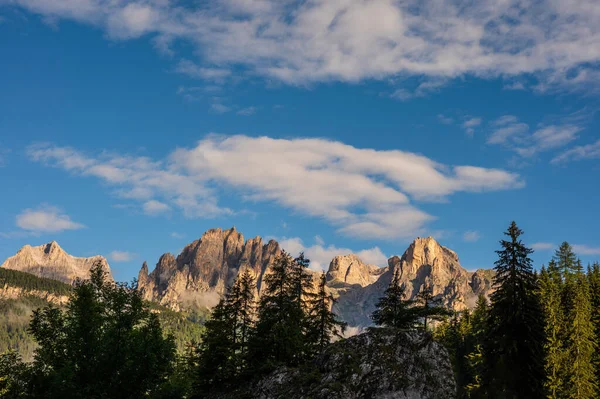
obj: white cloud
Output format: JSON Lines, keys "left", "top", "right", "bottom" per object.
{"left": 15, "top": 205, "right": 85, "bottom": 233}
{"left": 552, "top": 139, "right": 600, "bottom": 164}
{"left": 572, "top": 244, "right": 600, "bottom": 256}
{"left": 463, "top": 230, "right": 481, "bottom": 242}
{"left": 531, "top": 242, "right": 555, "bottom": 251}
{"left": 437, "top": 114, "right": 454, "bottom": 125}
{"left": 462, "top": 117, "right": 482, "bottom": 137}
{"left": 488, "top": 115, "right": 581, "bottom": 158}
{"left": 170, "top": 232, "right": 185, "bottom": 239}
{"left": 175, "top": 59, "right": 231, "bottom": 82}
{"left": 237, "top": 106, "right": 257, "bottom": 116}
{"left": 108, "top": 250, "right": 135, "bottom": 262}
{"left": 143, "top": 200, "right": 170, "bottom": 216}
{"left": 278, "top": 236, "right": 388, "bottom": 271}
{"left": 10, "top": 0, "right": 600, "bottom": 92}
{"left": 210, "top": 103, "right": 231, "bottom": 114}
{"left": 28, "top": 135, "right": 523, "bottom": 240}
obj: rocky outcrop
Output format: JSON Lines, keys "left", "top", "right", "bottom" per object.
{"left": 326, "top": 255, "right": 387, "bottom": 287}
{"left": 248, "top": 329, "right": 456, "bottom": 399}
{"left": 137, "top": 227, "right": 282, "bottom": 311}
{"left": 329, "top": 237, "right": 494, "bottom": 327}
{"left": 1, "top": 241, "right": 113, "bottom": 285}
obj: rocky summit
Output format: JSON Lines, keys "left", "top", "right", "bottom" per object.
{"left": 0, "top": 241, "right": 113, "bottom": 285}
{"left": 137, "top": 227, "right": 282, "bottom": 311}
{"left": 137, "top": 228, "right": 494, "bottom": 327}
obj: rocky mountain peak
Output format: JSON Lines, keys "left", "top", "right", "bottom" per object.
{"left": 1, "top": 242, "right": 113, "bottom": 285}
{"left": 326, "top": 254, "right": 387, "bottom": 287}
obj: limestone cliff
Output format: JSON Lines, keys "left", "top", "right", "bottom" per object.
{"left": 137, "top": 227, "right": 281, "bottom": 311}
{"left": 136, "top": 229, "right": 494, "bottom": 326}
{"left": 330, "top": 237, "right": 494, "bottom": 327}
{"left": 1, "top": 241, "right": 113, "bottom": 285}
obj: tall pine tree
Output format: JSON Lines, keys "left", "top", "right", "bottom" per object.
{"left": 371, "top": 272, "right": 419, "bottom": 329}
{"left": 306, "top": 272, "right": 346, "bottom": 355}
{"left": 482, "top": 221, "right": 545, "bottom": 399}
{"left": 588, "top": 262, "right": 600, "bottom": 395}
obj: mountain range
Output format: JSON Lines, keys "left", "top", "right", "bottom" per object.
{"left": 1, "top": 227, "right": 495, "bottom": 329}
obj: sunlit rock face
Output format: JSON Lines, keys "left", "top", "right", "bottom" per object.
{"left": 1, "top": 241, "right": 113, "bottom": 285}
{"left": 137, "top": 227, "right": 282, "bottom": 311}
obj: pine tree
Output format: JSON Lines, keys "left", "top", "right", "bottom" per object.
{"left": 415, "top": 281, "right": 451, "bottom": 331}
{"left": 482, "top": 221, "right": 546, "bottom": 399}
{"left": 228, "top": 268, "right": 257, "bottom": 372}
{"left": 248, "top": 251, "right": 312, "bottom": 372}
{"left": 464, "top": 294, "right": 488, "bottom": 398}
{"left": 555, "top": 242, "right": 579, "bottom": 275}
{"left": 306, "top": 273, "right": 346, "bottom": 355}
{"left": 588, "top": 262, "right": 600, "bottom": 394}
{"left": 540, "top": 261, "right": 567, "bottom": 398}
{"left": 565, "top": 266, "right": 597, "bottom": 398}
{"left": 371, "top": 272, "right": 419, "bottom": 329}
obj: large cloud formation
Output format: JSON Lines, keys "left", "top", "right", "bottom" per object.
{"left": 28, "top": 135, "right": 523, "bottom": 239}
{"left": 6, "top": 0, "right": 600, "bottom": 91}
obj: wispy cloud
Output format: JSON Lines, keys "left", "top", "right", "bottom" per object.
{"left": 237, "top": 106, "right": 257, "bottom": 116}
{"left": 28, "top": 135, "right": 523, "bottom": 240}
{"left": 170, "top": 232, "right": 185, "bottom": 239}
{"left": 210, "top": 102, "right": 231, "bottom": 114}
{"left": 488, "top": 115, "right": 581, "bottom": 159}
{"left": 10, "top": 0, "right": 600, "bottom": 92}
{"left": 463, "top": 230, "right": 481, "bottom": 242}
{"left": 572, "top": 244, "right": 600, "bottom": 256}
{"left": 143, "top": 200, "right": 170, "bottom": 216}
{"left": 437, "top": 114, "right": 454, "bottom": 125}
{"left": 108, "top": 250, "right": 135, "bottom": 262}
{"left": 15, "top": 205, "right": 85, "bottom": 233}
{"left": 531, "top": 242, "right": 555, "bottom": 251}
{"left": 462, "top": 117, "right": 482, "bottom": 137}
{"left": 552, "top": 139, "right": 600, "bottom": 164}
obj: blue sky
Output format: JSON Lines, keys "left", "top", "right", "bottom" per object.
{"left": 1, "top": 1, "right": 599, "bottom": 282}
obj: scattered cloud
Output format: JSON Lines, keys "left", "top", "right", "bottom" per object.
{"left": 391, "top": 79, "right": 448, "bottom": 101}
{"left": 278, "top": 236, "right": 388, "bottom": 271}
{"left": 15, "top": 205, "right": 85, "bottom": 233}
{"left": 143, "top": 200, "right": 170, "bottom": 216}
{"left": 437, "top": 114, "right": 454, "bottom": 125}
{"left": 10, "top": 0, "right": 600, "bottom": 92}
{"left": 503, "top": 81, "right": 526, "bottom": 91}
{"left": 552, "top": 139, "right": 600, "bottom": 164}
{"left": 210, "top": 102, "right": 232, "bottom": 114}
{"left": 108, "top": 250, "right": 135, "bottom": 262}
{"left": 170, "top": 232, "right": 185, "bottom": 239}
{"left": 462, "top": 117, "right": 482, "bottom": 137}
{"left": 463, "top": 230, "right": 481, "bottom": 242}
{"left": 28, "top": 135, "right": 523, "bottom": 240}
{"left": 237, "top": 106, "right": 257, "bottom": 116}
{"left": 572, "top": 244, "right": 600, "bottom": 256}
{"left": 175, "top": 59, "right": 231, "bottom": 83}
{"left": 488, "top": 115, "right": 581, "bottom": 159}
{"left": 531, "top": 242, "right": 555, "bottom": 251}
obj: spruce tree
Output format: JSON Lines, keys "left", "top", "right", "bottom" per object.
{"left": 415, "top": 281, "right": 451, "bottom": 331}
{"left": 588, "top": 262, "right": 600, "bottom": 393}
{"left": 371, "top": 272, "right": 419, "bottom": 329}
{"left": 565, "top": 266, "right": 597, "bottom": 398}
{"left": 306, "top": 272, "right": 346, "bottom": 354}
{"left": 540, "top": 261, "right": 567, "bottom": 398}
{"left": 482, "top": 221, "right": 545, "bottom": 399}
{"left": 248, "top": 251, "right": 311, "bottom": 372}
{"left": 465, "top": 294, "right": 488, "bottom": 398}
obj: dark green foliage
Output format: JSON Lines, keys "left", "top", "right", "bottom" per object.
{"left": 482, "top": 221, "right": 545, "bottom": 399}
{"left": 435, "top": 296, "right": 488, "bottom": 399}
{"left": 194, "top": 268, "right": 257, "bottom": 396}
{"left": 588, "top": 262, "right": 600, "bottom": 393}
{"left": 248, "top": 251, "right": 313, "bottom": 372}
{"left": 7, "top": 261, "right": 177, "bottom": 399}
{"left": 0, "top": 268, "right": 72, "bottom": 296}
{"left": 305, "top": 273, "right": 346, "bottom": 355}
{"left": 371, "top": 272, "right": 419, "bottom": 329}
{"left": 415, "top": 282, "right": 452, "bottom": 331}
